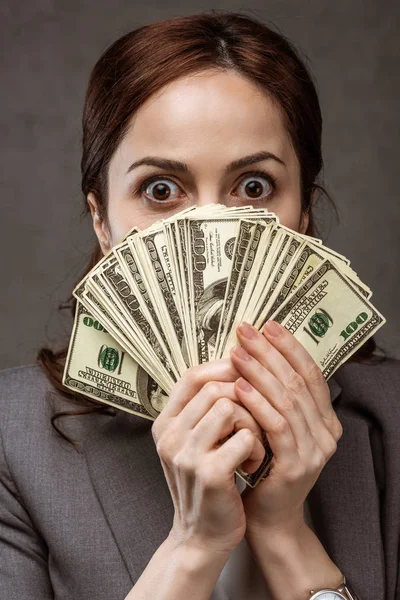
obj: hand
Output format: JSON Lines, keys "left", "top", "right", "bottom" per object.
{"left": 230, "top": 320, "right": 343, "bottom": 537}
{"left": 151, "top": 359, "right": 266, "bottom": 555}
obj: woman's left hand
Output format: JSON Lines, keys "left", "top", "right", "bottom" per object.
{"left": 230, "top": 320, "right": 343, "bottom": 537}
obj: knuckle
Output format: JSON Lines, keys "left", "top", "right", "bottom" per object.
{"left": 286, "top": 371, "right": 307, "bottom": 395}
{"left": 155, "top": 435, "right": 168, "bottom": 458}
{"left": 214, "top": 397, "right": 235, "bottom": 417}
{"left": 286, "top": 336, "right": 297, "bottom": 356}
{"left": 171, "top": 451, "right": 193, "bottom": 473}
{"left": 285, "top": 464, "right": 306, "bottom": 483}
{"left": 237, "top": 428, "right": 254, "bottom": 446}
{"left": 202, "top": 381, "right": 222, "bottom": 398}
{"left": 281, "top": 389, "right": 298, "bottom": 414}
{"left": 155, "top": 426, "right": 179, "bottom": 460}
{"left": 325, "top": 437, "right": 338, "bottom": 458}
{"left": 332, "top": 418, "right": 344, "bottom": 441}
{"left": 184, "top": 364, "right": 205, "bottom": 387}
{"left": 151, "top": 421, "right": 159, "bottom": 444}
{"left": 272, "top": 415, "right": 290, "bottom": 435}
{"left": 307, "top": 363, "right": 326, "bottom": 387}
{"left": 311, "top": 450, "right": 327, "bottom": 471}
{"left": 169, "top": 366, "right": 202, "bottom": 403}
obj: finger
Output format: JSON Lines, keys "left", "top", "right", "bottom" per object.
{"left": 236, "top": 375, "right": 340, "bottom": 470}
{"left": 236, "top": 322, "right": 332, "bottom": 440}
{"left": 190, "top": 397, "right": 264, "bottom": 452}
{"left": 161, "top": 359, "right": 241, "bottom": 419}
{"left": 261, "top": 320, "right": 337, "bottom": 424}
{"left": 234, "top": 377, "right": 299, "bottom": 465}
{"left": 213, "top": 428, "right": 266, "bottom": 475}
{"left": 177, "top": 381, "right": 239, "bottom": 429}
{"left": 230, "top": 345, "right": 315, "bottom": 451}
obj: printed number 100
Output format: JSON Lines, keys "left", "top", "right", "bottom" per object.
{"left": 340, "top": 312, "right": 368, "bottom": 340}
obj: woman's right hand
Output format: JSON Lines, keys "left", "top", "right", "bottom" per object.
{"left": 151, "top": 359, "right": 266, "bottom": 555}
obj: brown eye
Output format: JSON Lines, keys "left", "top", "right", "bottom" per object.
{"left": 235, "top": 172, "right": 276, "bottom": 201}
{"left": 141, "top": 178, "right": 182, "bottom": 203}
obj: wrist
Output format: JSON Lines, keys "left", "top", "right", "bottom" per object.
{"left": 244, "top": 522, "right": 344, "bottom": 600}
{"left": 125, "top": 529, "right": 234, "bottom": 600}
{"left": 167, "top": 529, "right": 233, "bottom": 574}
{"left": 245, "top": 514, "right": 307, "bottom": 546}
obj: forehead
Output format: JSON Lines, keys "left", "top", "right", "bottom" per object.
{"left": 110, "top": 70, "right": 295, "bottom": 174}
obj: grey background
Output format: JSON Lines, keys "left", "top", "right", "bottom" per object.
{"left": 1, "top": 1, "right": 399, "bottom": 370}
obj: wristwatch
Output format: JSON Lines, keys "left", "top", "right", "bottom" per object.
{"left": 309, "top": 575, "right": 359, "bottom": 599}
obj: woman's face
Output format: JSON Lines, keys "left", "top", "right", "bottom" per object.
{"left": 87, "top": 69, "right": 307, "bottom": 254}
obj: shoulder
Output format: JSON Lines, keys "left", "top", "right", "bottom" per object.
{"left": 0, "top": 363, "right": 76, "bottom": 465}
{"left": 0, "top": 362, "right": 52, "bottom": 396}
{"left": 332, "top": 357, "right": 400, "bottom": 424}
{"left": 0, "top": 363, "right": 55, "bottom": 424}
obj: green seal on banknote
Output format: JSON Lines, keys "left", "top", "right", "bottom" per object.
{"left": 98, "top": 345, "right": 120, "bottom": 372}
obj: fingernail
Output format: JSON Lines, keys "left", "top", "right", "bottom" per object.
{"left": 236, "top": 377, "right": 253, "bottom": 392}
{"left": 231, "top": 345, "right": 251, "bottom": 361}
{"left": 264, "top": 320, "right": 282, "bottom": 337}
{"left": 237, "top": 322, "right": 257, "bottom": 339}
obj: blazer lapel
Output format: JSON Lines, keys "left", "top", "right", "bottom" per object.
{"left": 328, "top": 374, "right": 342, "bottom": 404}
{"left": 81, "top": 410, "right": 174, "bottom": 584}
{"left": 303, "top": 374, "right": 342, "bottom": 526}
{"left": 306, "top": 371, "right": 385, "bottom": 597}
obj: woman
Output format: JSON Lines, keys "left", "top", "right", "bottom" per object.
{"left": 1, "top": 10, "right": 398, "bottom": 600}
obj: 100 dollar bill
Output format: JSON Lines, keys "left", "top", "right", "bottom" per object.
{"left": 269, "top": 259, "right": 386, "bottom": 379}
{"left": 63, "top": 302, "right": 169, "bottom": 420}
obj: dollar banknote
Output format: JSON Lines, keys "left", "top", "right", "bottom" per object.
{"left": 269, "top": 259, "right": 385, "bottom": 379}
{"left": 63, "top": 204, "right": 386, "bottom": 487}
{"left": 63, "top": 302, "right": 169, "bottom": 420}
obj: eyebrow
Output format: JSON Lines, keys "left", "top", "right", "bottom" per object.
{"left": 125, "top": 150, "right": 286, "bottom": 176}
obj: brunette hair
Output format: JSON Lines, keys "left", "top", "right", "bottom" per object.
{"left": 37, "top": 10, "right": 383, "bottom": 447}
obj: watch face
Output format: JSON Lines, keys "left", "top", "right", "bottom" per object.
{"left": 311, "top": 592, "right": 346, "bottom": 600}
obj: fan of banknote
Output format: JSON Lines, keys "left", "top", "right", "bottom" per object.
{"left": 63, "top": 204, "right": 386, "bottom": 487}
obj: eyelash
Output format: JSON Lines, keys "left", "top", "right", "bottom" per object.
{"left": 134, "top": 169, "right": 278, "bottom": 205}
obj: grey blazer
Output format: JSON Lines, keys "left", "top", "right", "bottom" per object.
{"left": 0, "top": 359, "right": 399, "bottom": 600}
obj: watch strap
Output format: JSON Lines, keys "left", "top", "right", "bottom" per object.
{"left": 309, "top": 575, "right": 359, "bottom": 600}
{"left": 338, "top": 576, "right": 359, "bottom": 600}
